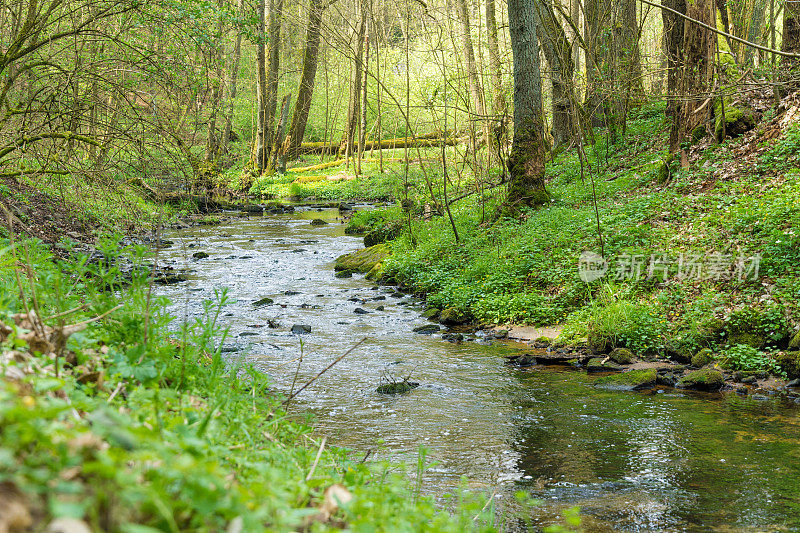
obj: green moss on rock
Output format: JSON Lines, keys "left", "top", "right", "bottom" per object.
{"left": 594, "top": 369, "right": 657, "bottom": 390}
{"left": 609, "top": 347, "right": 634, "bottom": 365}
{"left": 691, "top": 348, "right": 714, "bottom": 368}
{"left": 715, "top": 97, "right": 756, "bottom": 141}
{"left": 777, "top": 351, "right": 800, "bottom": 379}
{"left": 789, "top": 330, "right": 800, "bottom": 350}
{"left": 586, "top": 358, "right": 623, "bottom": 373}
{"left": 677, "top": 369, "right": 725, "bottom": 391}
{"left": 335, "top": 244, "right": 390, "bottom": 274}
{"left": 439, "top": 307, "right": 471, "bottom": 326}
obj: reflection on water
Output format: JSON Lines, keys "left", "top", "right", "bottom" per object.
{"left": 157, "top": 207, "right": 800, "bottom": 531}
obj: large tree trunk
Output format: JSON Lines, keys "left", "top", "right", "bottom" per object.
{"left": 282, "top": 0, "right": 325, "bottom": 161}
{"left": 618, "top": 0, "right": 644, "bottom": 108}
{"left": 533, "top": 0, "right": 577, "bottom": 149}
{"left": 662, "top": 0, "right": 713, "bottom": 154}
{"left": 456, "top": 0, "right": 490, "bottom": 151}
{"left": 506, "top": 0, "right": 549, "bottom": 207}
{"left": 783, "top": 0, "right": 800, "bottom": 77}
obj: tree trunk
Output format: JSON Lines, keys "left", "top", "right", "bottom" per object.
{"left": 456, "top": 0, "right": 490, "bottom": 151}
{"left": 222, "top": 0, "right": 245, "bottom": 148}
{"left": 485, "top": 0, "right": 507, "bottom": 118}
{"left": 783, "top": 0, "right": 800, "bottom": 76}
{"left": 203, "top": 2, "right": 226, "bottom": 174}
{"left": 265, "top": 0, "right": 283, "bottom": 149}
{"left": 253, "top": 0, "right": 269, "bottom": 172}
{"left": 342, "top": 1, "right": 368, "bottom": 159}
{"left": 533, "top": 0, "right": 577, "bottom": 149}
{"left": 506, "top": 0, "right": 549, "bottom": 208}
{"left": 282, "top": 0, "right": 325, "bottom": 161}
{"left": 662, "top": 0, "right": 713, "bottom": 154}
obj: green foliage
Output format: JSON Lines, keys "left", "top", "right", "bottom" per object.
{"left": 586, "top": 299, "right": 667, "bottom": 355}
{"left": 718, "top": 344, "right": 783, "bottom": 375}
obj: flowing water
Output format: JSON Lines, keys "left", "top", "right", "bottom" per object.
{"left": 157, "top": 206, "right": 800, "bottom": 532}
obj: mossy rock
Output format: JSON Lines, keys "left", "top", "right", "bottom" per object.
{"left": 192, "top": 251, "right": 210, "bottom": 259}
{"left": 334, "top": 244, "right": 390, "bottom": 274}
{"left": 376, "top": 381, "right": 420, "bottom": 394}
{"left": 677, "top": 369, "right": 725, "bottom": 391}
{"left": 365, "top": 262, "right": 384, "bottom": 281}
{"left": 439, "top": 307, "right": 471, "bottom": 326}
{"left": 609, "top": 348, "right": 634, "bottom": 365}
{"left": 253, "top": 297, "right": 274, "bottom": 307}
{"left": 310, "top": 218, "right": 328, "bottom": 226}
{"left": 594, "top": 369, "right": 657, "bottom": 390}
{"left": 788, "top": 330, "right": 800, "bottom": 350}
{"left": 777, "top": 351, "right": 800, "bottom": 379}
{"left": 422, "top": 308, "right": 441, "bottom": 320}
{"left": 197, "top": 216, "right": 222, "bottom": 226}
{"left": 586, "top": 358, "right": 623, "bottom": 373}
{"left": 726, "top": 331, "right": 764, "bottom": 349}
{"left": 714, "top": 97, "right": 756, "bottom": 141}
{"left": 344, "top": 223, "right": 368, "bottom": 235}
{"left": 691, "top": 348, "right": 714, "bottom": 368}
{"left": 364, "top": 220, "right": 403, "bottom": 247}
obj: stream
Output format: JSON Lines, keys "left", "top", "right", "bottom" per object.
{"left": 156, "top": 206, "right": 800, "bottom": 532}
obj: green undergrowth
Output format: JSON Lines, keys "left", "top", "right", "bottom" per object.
{"left": 374, "top": 104, "right": 800, "bottom": 374}
{"left": 0, "top": 238, "right": 560, "bottom": 531}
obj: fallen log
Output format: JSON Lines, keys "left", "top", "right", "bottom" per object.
{"left": 298, "top": 136, "right": 465, "bottom": 155}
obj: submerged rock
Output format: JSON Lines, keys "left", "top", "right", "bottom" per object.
{"left": 253, "top": 297, "right": 274, "bottom": 307}
{"left": 310, "top": 218, "right": 328, "bottom": 226}
{"left": 192, "top": 251, "right": 210, "bottom": 259}
{"left": 291, "top": 324, "right": 312, "bottom": 334}
{"left": 594, "top": 369, "right": 657, "bottom": 390}
{"left": 335, "top": 271, "right": 353, "bottom": 278}
{"left": 376, "top": 381, "right": 419, "bottom": 394}
{"left": 677, "top": 369, "right": 725, "bottom": 391}
{"left": 505, "top": 354, "right": 537, "bottom": 367}
{"left": 354, "top": 308, "right": 370, "bottom": 314}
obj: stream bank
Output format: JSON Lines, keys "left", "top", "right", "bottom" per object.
{"left": 155, "top": 205, "right": 800, "bottom": 532}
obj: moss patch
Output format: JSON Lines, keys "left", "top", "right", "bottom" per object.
{"left": 691, "top": 348, "right": 714, "bottom": 368}
{"left": 677, "top": 369, "right": 725, "bottom": 391}
{"left": 609, "top": 347, "right": 634, "bottom": 365}
{"left": 594, "top": 369, "right": 657, "bottom": 390}
{"left": 335, "top": 244, "right": 391, "bottom": 274}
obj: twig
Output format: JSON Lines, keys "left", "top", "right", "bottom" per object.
{"left": 65, "top": 303, "right": 123, "bottom": 330}
{"left": 107, "top": 381, "right": 125, "bottom": 402}
{"left": 473, "top": 491, "right": 496, "bottom": 521}
{"left": 44, "top": 304, "right": 89, "bottom": 321}
{"left": 282, "top": 337, "right": 367, "bottom": 406}
{"left": 305, "top": 436, "right": 327, "bottom": 480}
